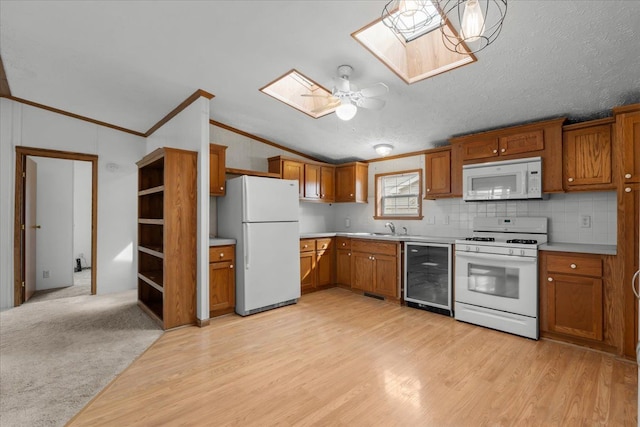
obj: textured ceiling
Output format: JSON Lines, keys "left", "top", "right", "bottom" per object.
{"left": 1, "top": 1, "right": 639, "bottom": 162}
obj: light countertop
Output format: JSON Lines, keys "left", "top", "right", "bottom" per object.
{"left": 539, "top": 242, "right": 616, "bottom": 256}
{"left": 300, "top": 232, "right": 458, "bottom": 245}
{"left": 209, "top": 238, "right": 236, "bottom": 247}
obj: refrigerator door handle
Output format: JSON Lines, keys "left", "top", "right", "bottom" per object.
{"left": 242, "top": 177, "right": 248, "bottom": 221}
{"left": 244, "top": 222, "right": 250, "bottom": 269}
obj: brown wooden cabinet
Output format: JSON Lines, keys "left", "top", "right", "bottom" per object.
{"left": 351, "top": 239, "right": 400, "bottom": 299}
{"left": 319, "top": 166, "right": 335, "bottom": 203}
{"left": 335, "top": 237, "right": 352, "bottom": 287}
{"left": 209, "top": 245, "right": 235, "bottom": 317}
{"left": 316, "top": 238, "right": 334, "bottom": 287}
{"left": 304, "top": 164, "right": 321, "bottom": 200}
{"left": 209, "top": 144, "right": 227, "bottom": 196}
{"left": 562, "top": 119, "right": 614, "bottom": 191}
{"left": 268, "top": 157, "right": 305, "bottom": 198}
{"left": 614, "top": 103, "right": 640, "bottom": 358}
{"left": 424, "top": 147, "right": 452, "bottom": 198}
{"left": 540, "top": 251, "right": 604, "bottom": 342}
{"left": 335, "top": 162, "right": 368, "bottom": 203}
{"left": 137, "top": 147, "right": 197, "bottom": 330}
{"left": 450, "top": 118, "right": 565, "bottom": 193}
{"left": 300, "top": 239, "right": 316, "bottom": 293}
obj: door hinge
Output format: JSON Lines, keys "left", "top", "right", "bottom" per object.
{"left": 21, "top": 224, "right": 25, "bottom": 230}
{"left": 21, "top": 281, "right": 25, "bottom": 288}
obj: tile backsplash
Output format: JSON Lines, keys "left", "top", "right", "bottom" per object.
{"left": 323, "top": 191, "right": 617, "bottom": 245}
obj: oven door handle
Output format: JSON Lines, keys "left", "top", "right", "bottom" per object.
{"left": 456, "top": 251, "right": 537, "bottom": 263}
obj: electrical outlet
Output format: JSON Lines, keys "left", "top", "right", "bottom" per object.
{"left": 345, "top": 218, "right": 350, "bottom": 228}
{"left": 43, "top": 270, "right": 50, "bottom": 279}
{"left": 426, "top": 216, "right": 435, "bottom": 225}
{"left": 580, "top": 215, "right": 591, "bottom": 228}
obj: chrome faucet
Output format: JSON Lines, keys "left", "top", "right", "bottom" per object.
{"left": 385, "top": 222, "right": 396, "bottom": 234}
{"left": 402, "top": 226, "right": 408, "bottom": 235}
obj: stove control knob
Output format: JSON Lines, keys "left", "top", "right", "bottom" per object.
{"left": 520, "top": 249, "right": 525, "bottom": 256}
{"left": 475, "top": 247, "right": 480, "bottom": 252}
{"left": 509, "top": 249, "right": 514, "bottom": 255}
{"left": 466, "top": 246, "right": 471, "bottom": 251}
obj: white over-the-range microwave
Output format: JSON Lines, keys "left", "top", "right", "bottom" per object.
{"left": 462, "top": 156, "right": 543, "bottom": 201}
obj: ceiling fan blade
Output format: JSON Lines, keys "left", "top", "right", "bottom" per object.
{"left": 359, "top": 82, "right": 389, "bottom": 98}
{"left": 311, "top": 99, "right": 341, "bottom": 113}
{"left": 300, "top": 94, "right": 332, "bottom": 98}
{"left": 356, "top": 97, "right": 386, "bottom": 110}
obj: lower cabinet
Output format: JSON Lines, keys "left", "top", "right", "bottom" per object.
{"left": 209, "top": 245, "right": 235, "bottom": 317}
{"left": 336, "top": 237, "right": 352, "bottom": 287}
{"left": 351, "top": 239, "right": 401, "bottom": 299}
{"left": 540, "top": 251, "right": 603, "bottom": 342}
{"left": 299, "top": 238, "right": 334, "bottom": 293}
{"left": 300, "top": 239, "right": 316, "bottom": 293}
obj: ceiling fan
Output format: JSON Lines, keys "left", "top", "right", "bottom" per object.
{"left": 304, "top": 65, "right": 389, "bottom": 121}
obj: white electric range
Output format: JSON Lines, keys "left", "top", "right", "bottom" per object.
{"left": 454, "top": 217, "right": 548, "bottom": 339}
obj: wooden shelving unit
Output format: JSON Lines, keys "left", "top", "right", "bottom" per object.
{"left": 137, "top": 147, "right": 197, "bottom": 329}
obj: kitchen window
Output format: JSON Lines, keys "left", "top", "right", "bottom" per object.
{"left": 374, "top": 169, "right": 423, "bottom": 220}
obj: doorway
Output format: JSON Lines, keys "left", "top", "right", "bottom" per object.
{"left": 14, "top": 147, "right": 98, "bottom": 307}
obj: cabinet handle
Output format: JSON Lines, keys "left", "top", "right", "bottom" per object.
{"left": 350, "top": 193, "right": 353, "bottom": 197}
{"left": 372, "top": 256, "right": 376, "bottom": 261}
{"left": 348, "top": 253, "right": 351, "bottom": 256}
{"left": 567, "top": 177, "right": 574, "bottom": 182}
{"left": 426, "top": 188, "right": 430, "bottom": 192}
{"left": 492, "top": 149, "right": 498, "bottom": 154}
{"left": 625, "top": 173, "right": 632, "bottom": 179}
{"left": 220, "top": 186, "right": 224, "bottom": 191}
{"left": 321, "top": 194, "right": 325, "bottom": 197}
{"left": 342, "top": 243, "right": 346, "bottom": 247}
{"left": 219, "top": 253, "right": 224, "bottom": 258}
{"left": 500, "top": 148, "right": 506, "bottom": 153}
{"left": 303, "top": 245, "right": 308, "bottom": 248}
{"left": 230, "top": 265, "right": 233, "bottom": 269}
{"left": 570, "top": 263, "right": 577, "bottom": 269}
{"left": 547, "top": 277, "right": 553, "bottom": 282}
{"left": 322, "top": 244, "right": 326, "bottom": 249}
{"left": 625, "top": 187, "right": 632, "bottom": 193}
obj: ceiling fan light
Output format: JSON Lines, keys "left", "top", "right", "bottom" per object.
{"left": 335, "top": 100, "right": 357, "bottom": 121}
{"left": 374, "top": 144, "right": 394, "bottom": 157}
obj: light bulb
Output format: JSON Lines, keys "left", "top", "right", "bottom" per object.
{"left": 335, "top": 99, "right": 357, "bottom": 121}
{"left": 461, "top": 0, "right": 485, "bottom": 42}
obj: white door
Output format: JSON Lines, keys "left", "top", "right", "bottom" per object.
{"left": 241, "top": 221, "right": 300, "bottom": 313}
{"left": 242, "top": 176, "right": 299, "bottom": 223}
{"left": 24, "top": 157, "right": 37, "bottom": 302}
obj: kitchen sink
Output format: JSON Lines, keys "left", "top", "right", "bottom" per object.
{"left": 348, "top": 232, "right": 396, "bottom": 237}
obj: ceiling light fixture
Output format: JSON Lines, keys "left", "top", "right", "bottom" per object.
{"left": 438, "top": 0, "right": 507, "bottom": 54}
{"left": 335, "top": 99, "right": 358, "bottom": 121}
{"left": 382, "top": 0, "right": 441, "bottom": 41}
{"left": 374, "top": 144, "right": 394, "bottom": 157}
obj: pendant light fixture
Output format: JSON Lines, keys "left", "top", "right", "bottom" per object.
{"left": 438, "top": 0, "right": 507, "bottom": 54}
{"left": 382, "top": 1, "right": 441, "bottom": 41}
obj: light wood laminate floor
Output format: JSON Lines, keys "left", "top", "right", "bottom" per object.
{"left": 69, "top": 288, "right": 637, "bottom": 426}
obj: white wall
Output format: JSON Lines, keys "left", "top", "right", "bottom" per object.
{"left": 73, "top": 161, "right": 92, "bottom": 269}
{"left": 147, "top": 98, "right": 210, "bottom": 321}
{"left": 0, "top": 98, "right": 146, "bottom": 309}
{"left": 332, "top": 154, "right": 618, "bottom": 245}
{"left": 34, "top": 157, "right": 74, "bottom": 290}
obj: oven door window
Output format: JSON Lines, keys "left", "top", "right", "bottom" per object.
{"left": 468, "top": 263, "right": 519, "bottom": 299}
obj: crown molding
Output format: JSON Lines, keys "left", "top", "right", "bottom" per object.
{"left": 144, "top": 89, "right": 214, "bottom": 137}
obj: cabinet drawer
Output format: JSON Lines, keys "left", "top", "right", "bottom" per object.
{"left": 546, "top": 254, "right": 602, "bottom": 277}
{"left": 351, "top": 239, "right": 398, "bottom": 256}
{"left": 316, "top": 238, "right": 333, "bottom": 251}
{"left": 209, "top": 245, "right": 235, "bottom": 263}
{"left": 300, "top": 239, "right": 316, "bottom": 252}
{"left": 336, "top": 236, "right": 351, "bottom": 250}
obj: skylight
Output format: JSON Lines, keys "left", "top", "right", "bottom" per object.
{"left": 259, "top": 70, "right": 336, "bottom": 119}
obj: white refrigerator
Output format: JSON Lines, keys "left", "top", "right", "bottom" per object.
{"left": 217, "top": 175, "right": 301, "bottom": 316}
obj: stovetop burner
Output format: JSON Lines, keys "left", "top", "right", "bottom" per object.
{"left": 465, "top": 237, "right": 495, "bottom": 242}
{"left": 506, "top": 239, "right": 538, "bottom": 244}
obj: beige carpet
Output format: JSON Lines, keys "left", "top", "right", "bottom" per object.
{"left": 0, "top": 289, "right": 163, "bottom": 427}
{"left": 27, "top": 269, "right": 92, "bottom": 303}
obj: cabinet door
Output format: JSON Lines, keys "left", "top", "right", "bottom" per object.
{"left": 320, "top": 166, "right": 335, "bottom": 202}
{"left": 209, "top": 144, "right": 227, "bottom": 196}
{"left": 335, "top": 166, "right": 355, "bottom": 202}
{"left": 304, "top": 164, "right": 321, "bottom": 200}
{"left": 563, "top": 124, "right": 612, "bottom": 189}
{"left": 209, "top": 260, "right": 235, "bottom": 314}
{"left": 498, "top": 130, "right": 544, "bottom": 156}
{"left": 282, "top": 160, "right": 304, "bottom": 198}
{"left": 336, "top": 249, "right": 351, "bottom": 287}
{"left": 425, "top": 149, "right": 451, "bottom": 197}
{"left": 622, "top": 183, "right": 639, "bottom": 357}
{"left": 352, "top": 252, "right": 374, "bottom": 292}
{"left": 373, "top": 254, "right": 398, "bottom": 298}
{"left": 546, "top": 273, "right": 603, "bottom": 341}
{"left": 620, "top": 111, "right": 640, "bottom": 183}
{"left": 461, "top": 138, "right": 499, "bottom": 161}
{"left": 316, "top": 248, "right": 334, "bottom": 287}
{"left": 300, "top": 251, "right": 316, "bottom": 292}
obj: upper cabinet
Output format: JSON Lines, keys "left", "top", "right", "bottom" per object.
{"left": 269, "top": 156, "right": 366, "bottom": 204}
{"left": 562, "top": 118, "right": 614, "bottom": 191}
{"left": 335, "top": 162, "right": 368, "bottom": 203}
{"left": 209, "top": 144, "right": 227, "bottom": 196}
{"left": 614, "top": 104, "right": 640, "bottom": 184}
{"left": 424, "top": 147, "right": 452, "bottom": 199}
{"left": 450, "top": 118, "right": 565, "bottom": 193}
